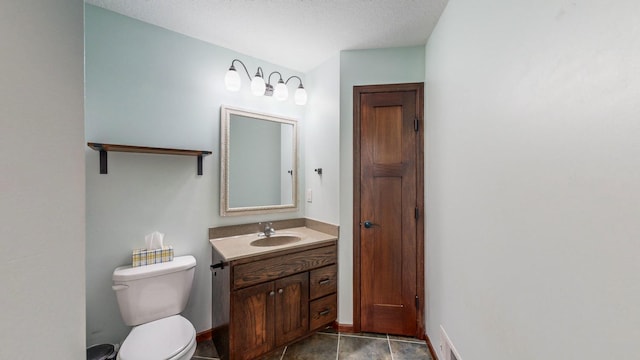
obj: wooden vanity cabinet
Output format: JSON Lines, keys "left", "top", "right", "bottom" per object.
{"left": 212, "top": 241, "right": 337, "bottom": 360}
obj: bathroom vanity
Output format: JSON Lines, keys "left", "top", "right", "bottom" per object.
{"left": 209, "top": 221, "right": 338, "bottom": 360}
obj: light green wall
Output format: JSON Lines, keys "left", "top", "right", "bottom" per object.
{"left": 303, "top": 54, "right": 341, "bottom": 224}
{"left": 338, "top": 46, "right": 425, "bottom": 324}
{"left": 85, "top": 4, "right": 428, "bottom": 345}
{"left": 85, "top": 5, "right": 305, "bottom": 346}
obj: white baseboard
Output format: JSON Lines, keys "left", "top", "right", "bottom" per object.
{"left": 439, "top": 325, "right": 462, "bottom": 360}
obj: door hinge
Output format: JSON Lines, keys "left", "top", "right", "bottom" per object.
{"left": 415, "top": 207, "right": 419, "bottom": 219}
{"left": 415, "top": 295, "right": 419, "bottom": 309}
{"left": 414, "top": 116, "right": 419, "bottom": 132}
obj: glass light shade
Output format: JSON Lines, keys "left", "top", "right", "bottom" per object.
{"left": 250, "top": 76, "right": 266, "bottom": 96}
{"left": 294, "top": 87, "right": 307, "bottom": 105}
{"left": 274, "top": 81, "right": 288, "bottom": 101}
{"left": 224, "top": 69, "right": 241, "bottom": 92}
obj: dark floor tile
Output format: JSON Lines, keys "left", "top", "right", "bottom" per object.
{"left": 193, "top": 340, "right": 219, "bottom": 358}
{"left": 388, "top": 335, "right": 424, "bottom": 344}
{"left": 258, "top": 346, "right": 286, "bottom": 360}
{"left": 338, "top": 336, "right": 391, "bottom": 360}
{"left": 389, "top": 340, "right": 432, "bottom": 360}
{"left": 340, "top": 332, "right": 387, "bottom": 339}
{"left": 283, "top": 333, "right": 338, "bottom": 360}
{"left": 317, "top": 325, "right": 339, "bottom": 334}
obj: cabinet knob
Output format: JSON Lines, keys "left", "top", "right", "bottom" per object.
{"left": 278, "top": 288, "right": 284, "bottom": 294}
{"left": 269, "top": 291, "right": 275, "bottom": 296}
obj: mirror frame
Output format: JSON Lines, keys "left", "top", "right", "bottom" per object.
{"left": 220, "top": 105, "right": 299, "bottom": 216}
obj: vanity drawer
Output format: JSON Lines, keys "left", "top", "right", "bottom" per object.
{"left": 233, "top": 244, "right": 337, "bottom": 289}
{"left": 309, "top": 294, "right": 337, "bottom": 331}
{"left": 309, "top": 265, "right": 337, "bottom": 300}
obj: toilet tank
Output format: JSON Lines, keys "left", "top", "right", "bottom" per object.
{"left": 112, "top": 255, "right": 196, "bottom": 326}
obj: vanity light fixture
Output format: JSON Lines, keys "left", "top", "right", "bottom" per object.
{"left": 224, "top": 59, "right": 308, "bottom": 105}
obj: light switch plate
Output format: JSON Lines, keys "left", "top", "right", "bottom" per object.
{"left": 306, "top": 189, "right": 313, "bottom": 203}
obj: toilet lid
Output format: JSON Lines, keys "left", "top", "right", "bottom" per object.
{"left": 119, "top": 315, "right": 195, "bottom": 360}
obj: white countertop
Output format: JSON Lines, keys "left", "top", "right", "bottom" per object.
{"left": 209, "top": 226, "right": 337, "bottom": 261}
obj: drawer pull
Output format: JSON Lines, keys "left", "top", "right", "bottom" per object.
{"left": 318, "top": 279, "right": 331, "bottom": 285}
{"left": 319, "top": 309, "right": 330, "bottom": 316}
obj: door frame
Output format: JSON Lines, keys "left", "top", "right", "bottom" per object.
{"left": 352, "top": 82, "right": 425, "bottom": 337}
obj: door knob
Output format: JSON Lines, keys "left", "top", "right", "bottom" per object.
{"left": 363, "top": 221, "right": 378, "bottom": 228}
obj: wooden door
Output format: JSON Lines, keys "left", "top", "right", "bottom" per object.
{"left": 354, "top": 83, "right": 424, "bottom": 336}
{"left": 231, "top": 282, "right": 275, "bottom": 360}
{"left": 274, "top": 273, "right": 309, "bottom": 346}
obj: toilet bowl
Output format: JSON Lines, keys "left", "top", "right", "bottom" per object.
{"left": 116, "top": 315, "right": 196, "bottom": 360}
{"left": 112, "top": 256, "right": 197, "bottom": 360}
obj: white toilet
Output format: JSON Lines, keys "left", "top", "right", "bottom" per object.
{"left": 112, "top": 255, "right": 197, "bottom": 360}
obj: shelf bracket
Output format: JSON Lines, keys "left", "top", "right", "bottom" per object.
{"left": 99, "top": 150, "right": 108, "bottom": 174}
{"left": 197, "top": 155, "right": 204, "bottom": 176}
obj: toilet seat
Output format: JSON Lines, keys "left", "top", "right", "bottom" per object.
{"left": 117, "top": 315, "right": 196, "bottom": 360}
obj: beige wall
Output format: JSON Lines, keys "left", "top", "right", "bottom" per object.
{"left": 0, "top": 0, "right": 86, "bottom": 358}
{"left": 425, "top": 0, "right": 640, "bottom": 358}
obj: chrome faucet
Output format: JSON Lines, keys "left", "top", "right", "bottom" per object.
{"left": 258, "top": 222, "right": 276, "bottom": 237}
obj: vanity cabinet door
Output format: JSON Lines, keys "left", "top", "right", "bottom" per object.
{"left": 231, "top": 282, "right": 275, "bottom": 360}
{"left": 274, "top": 273, "right": 309, "bottom": 346}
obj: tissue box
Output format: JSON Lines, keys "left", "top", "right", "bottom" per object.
{"left": 132, "top": 246, "right": 174, "bottom": 267}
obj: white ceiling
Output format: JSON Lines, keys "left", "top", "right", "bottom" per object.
{"left": 85, "top": 0, "right": 449, "bottom": 73}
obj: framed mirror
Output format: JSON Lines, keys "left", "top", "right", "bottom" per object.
{"left": 220, "top": 106, "right": 298, "bottom": 216}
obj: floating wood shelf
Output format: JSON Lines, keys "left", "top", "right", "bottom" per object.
{"left": 87, "top": 142, "right": 212, "bottom": 175}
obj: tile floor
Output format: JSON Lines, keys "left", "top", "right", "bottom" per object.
{"left": 191, "top": 327, "right": 433, "bottom": 360}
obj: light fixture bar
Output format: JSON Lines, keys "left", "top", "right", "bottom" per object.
{"left": 224, "top": 59, "right": 307, "bottom": 105}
